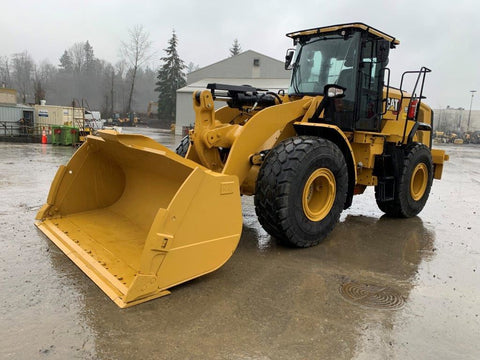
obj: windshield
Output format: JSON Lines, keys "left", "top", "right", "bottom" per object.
{"left": 288, "top": 33, "right": 360, "bottom": 98}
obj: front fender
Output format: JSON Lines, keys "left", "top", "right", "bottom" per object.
{"left": 222, "top": 97, "right": 313, "bottom": 184}
{"left": 294, "top": 122, "right": 357, "bottom": 209}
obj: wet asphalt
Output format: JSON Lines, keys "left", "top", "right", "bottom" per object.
{"left": 0, "top": 128, "right": 478, "bottom": 359}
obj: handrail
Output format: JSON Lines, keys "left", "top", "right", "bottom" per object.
{"left": 397, "top": 67, "right": 431, "bottom": 143}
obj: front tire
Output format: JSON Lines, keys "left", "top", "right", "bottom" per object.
{"left": 254, "top": 136, "right": 348, "bottom": 247}
{"left": 375, "top": 144, "right": 433, "bottom": 218}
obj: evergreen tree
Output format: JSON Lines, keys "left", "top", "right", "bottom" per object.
{"left": 59, "top": 50, "right": 73, "bottom": 72}
{"left": 230, "top": 39, "right": 242, "bottom": 56}
{"left": 84, "top": 40, "right": 95, "bottom": 73}
{"left": 155, "top": 30, "right": 186, "bottom": 125}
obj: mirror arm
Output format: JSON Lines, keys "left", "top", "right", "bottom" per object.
{"left": 308, "top": 84, "right": 346, "bottom": 122}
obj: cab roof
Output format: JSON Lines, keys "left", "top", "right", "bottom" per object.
{"left": 286, "top": 22, "right": 400, "bottom": 46}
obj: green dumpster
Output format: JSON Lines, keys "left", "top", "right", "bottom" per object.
{"left": 46, "top": 126, "right": 55, "bottom": 144}
{"left": 61, "top": 126, "right": 79, "bottom": 146}
{"left": 51, "top": 125, "right": 62, "bottom": 145}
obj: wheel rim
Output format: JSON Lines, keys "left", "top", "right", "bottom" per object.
{"left": 410, "top": 163, "right": 428, "bottom": 201}
{"left": 302, "top": 168, "right": 336, "bottom": 222}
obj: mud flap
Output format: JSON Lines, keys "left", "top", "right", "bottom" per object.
{"left": 36, "top": 130, "right": 242, "bottom": 307}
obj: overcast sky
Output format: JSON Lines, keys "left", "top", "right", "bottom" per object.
{"left": 1, "top": 0, "right": 479, "bottom": 109}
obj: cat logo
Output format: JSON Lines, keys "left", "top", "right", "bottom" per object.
{"left": 386, "top": 97, "right": 399, "bottom": 113}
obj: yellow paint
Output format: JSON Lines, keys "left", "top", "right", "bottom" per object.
{"left": 351, "top": 132, "right": 385, "bottom": 169}
{"left": 37, "top": 85, "right": 448, "bottom": 307}
{"left": 292, "top": 121, "right": 358, "bottom": 184}
{"left": 410, "top": 163, "right": 428, "bottom": 201}
{"left": 431, "top": 148, "right": 449, "bottom": 180}
{"left": 302, "top": 168, "right": 336, "bottom": 221}
{"left": 36, "top": 131, "right": 242, "bottom": 308}
{"left": 36, "top": 23, "right": 450, "bottom": 308}
{"left": 356, "top": 168, "right": 378, "bottom": 186}
{"left": 221, "top": 96, "right": 312, "bottom": 185}
{"left": 287, "top": 23, "right": 400, "bottom": 45}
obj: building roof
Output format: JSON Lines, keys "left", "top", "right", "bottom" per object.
{"left": 178, "top": 78, "right": 291, "bottom": 94}
{"left": 186, "top": 50, "right": 290, "bottom": 84}
{"left": 0, "top": 103, "right": 34, "bottom": 110}
{"left": 189, "top": 50, "right": 286, "bottom": 76}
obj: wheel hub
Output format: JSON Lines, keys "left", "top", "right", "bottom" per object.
{"left": 410, "top": 163, "right": 428, "bottom": 201}
{"left": 302, "top": 168, "right": 336, "bottom": 221}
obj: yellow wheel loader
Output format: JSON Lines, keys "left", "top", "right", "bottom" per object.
{"left": 36, "top": 23, "right": 448, "bottom": 307}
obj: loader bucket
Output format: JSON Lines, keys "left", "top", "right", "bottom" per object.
{"left": 36, "top": 130, "right": 242, "bottom": 308}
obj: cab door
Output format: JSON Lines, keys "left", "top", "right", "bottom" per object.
{"left": 355, "top": 37, "right": 389, "bottom": 132}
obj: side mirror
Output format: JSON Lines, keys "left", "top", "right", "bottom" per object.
{"left": 285, "top": 48, "right": 295, "bottom": 70}
{"left": 308, "top": 84, "right": 346, "bottom": 122}
{"left": 324, "top": 84, "right": 346, "bottom": 98}
{"left": 377, "top": 40, "right": 390, "bottom": 63}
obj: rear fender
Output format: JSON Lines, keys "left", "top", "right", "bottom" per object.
{"left": 431, "top": 148, "right": 449, "bottom": 180}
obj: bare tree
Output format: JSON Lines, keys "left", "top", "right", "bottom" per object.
{"left": 115, "top": 59, "right": 127, "bottom": 79}
{"left": 33, "top": 60, "right": 57, "bottom": 103}
{"left": 120, "top": 24, "right": 153, "bottom": 114}
{"left": 0, "top": 56, "right": 11, "bottom": 87}
{"left": 11, "top": 51, "right": 34, "bottom": 103}
{"left": 108, "top": 65, "right": 115, "bottom": 116}
{"left": 99, "top": 63, "right": 118, "bottom": 117}
{"left": 33, "top": 73, "right": 45, "bottom": 104}
{"left": 69, "top": 42, "right": 86, "bottom": 73}
{"left": 2, "top": 39, "right": 156, "bottom": 112}
{"left": 114, "top": 60, "right": 128, "bottom": 112}
{"left": 186, "top": 61, "right": 200, "bottom": 74}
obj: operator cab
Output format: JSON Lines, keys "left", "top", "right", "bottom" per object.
{"left": 286, "top": 23, "right": 398, "bottom": 132}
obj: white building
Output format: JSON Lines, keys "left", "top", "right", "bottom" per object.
{"left": 175, "top": 50, "right": 291, "bottom": 135}
{"left": 434, "top": 107, "right": 480, "bottom": 133}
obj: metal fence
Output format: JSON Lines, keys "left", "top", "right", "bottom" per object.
{"left": 0, "top": 121, "right": 45, "bottom": 139}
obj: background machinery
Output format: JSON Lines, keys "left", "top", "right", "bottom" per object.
{"left": 36, "top": 23, "right": 448, "bottom": 307}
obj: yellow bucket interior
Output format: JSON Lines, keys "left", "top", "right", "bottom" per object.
{"left": 36, "top": 131, "right": 242, "bottom": 307}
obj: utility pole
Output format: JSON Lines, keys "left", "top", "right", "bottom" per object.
{"left": 467, "top": 90, "right": 476, "bottom": 132}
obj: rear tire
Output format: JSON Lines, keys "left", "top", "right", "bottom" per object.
{"left": 375, "top": 144, "right": 433, "bottom": 218}
{"left": 175, "top": 135, "right": 190, "bottom": 157}
{"left": 254, "top": 136, "right": 348, "bottom": 247}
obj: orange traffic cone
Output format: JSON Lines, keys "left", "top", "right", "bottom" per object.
{"left": 41, "top": 128, "right": 47, "bottom": 144}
